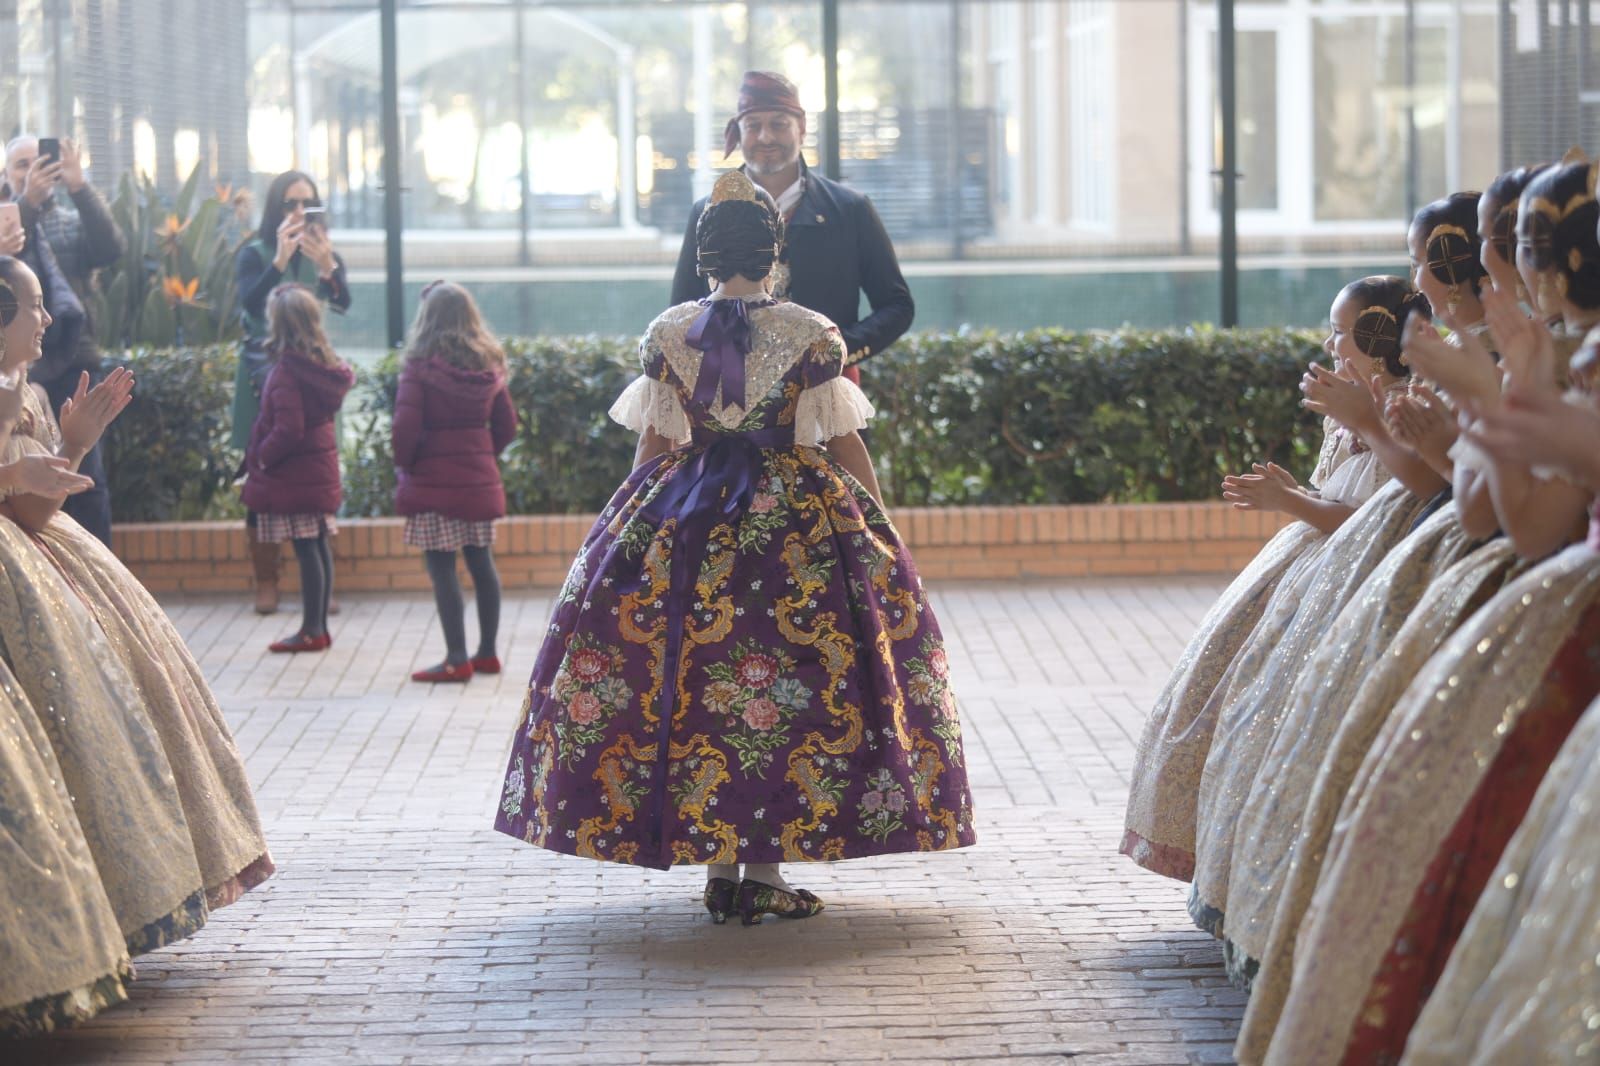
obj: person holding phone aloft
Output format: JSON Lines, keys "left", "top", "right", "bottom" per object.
{"left": 232, "top": 171, "right": 351, "bottom": 615}
{"left": 1, "top": 136, "right": 120, "bottom": 545}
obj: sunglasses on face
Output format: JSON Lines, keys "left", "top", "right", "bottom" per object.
{"left": 282, "top": 198, "right": 319, "bottom": 211}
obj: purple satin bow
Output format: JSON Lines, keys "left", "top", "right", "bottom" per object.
{"left": 685, "top": 299, "right": 750, "bottom": 412}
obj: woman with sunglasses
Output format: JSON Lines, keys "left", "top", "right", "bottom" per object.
{"left": 232, "top": 170, "right": 351, "bottom": 615}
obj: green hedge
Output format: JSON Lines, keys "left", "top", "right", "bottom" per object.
{"left": 102, "top": 326, "right": 1325, "bottom": 522}
{"left": 103, "top": 345, "right": 244, "bottom": 522}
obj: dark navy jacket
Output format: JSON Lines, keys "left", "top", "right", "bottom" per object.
{"left": 670, "top": 162, "right": 914, "bottom": 367}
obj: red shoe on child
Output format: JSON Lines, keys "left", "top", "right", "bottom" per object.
{"left": 412, "top": 661, "right": 474, "bottom": 683}
{"left": 269, "top": 632, "right": 331, "bottom": 654}
{"left": 469, "top": 655, "right": 502, "bottom": 675}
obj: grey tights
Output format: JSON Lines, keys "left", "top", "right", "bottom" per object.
{"left": 423, "top": 547, "right": 501, "bottom": 664}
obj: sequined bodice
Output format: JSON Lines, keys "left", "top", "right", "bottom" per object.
{"left": 642, "top": 297, "right": 847, "bottom": 435}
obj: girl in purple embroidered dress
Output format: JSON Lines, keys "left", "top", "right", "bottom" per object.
{"left": 493, "top": 171, "right": 975, "bottom": 925}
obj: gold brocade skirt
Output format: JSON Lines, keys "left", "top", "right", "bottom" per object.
{"left": 1230, "top": 535, "right": 1523, "bottom": 1064}
{"left": 1189, "top": 481, "right": 1429, "bottom": 932}
{"left": 32, "top": 514, "right": 274, "bottom": 908}
{"left": 0, "top": 518, "right": 207, "bottom": 956}
{"left": 1398, "top": 694, "right": 1600, "bottom": 1066}
{"left": 1222, "top": 506, "right": 1480, "bottom": 975}
{"left": 1122, "top": 520, "right": 1327, "bottom": 880}
{"left": 1264, "top": 543, "right": 1600, "bottom": 1066}
{"left": 0, "top": 656, "right": 132, "bottom": 1037}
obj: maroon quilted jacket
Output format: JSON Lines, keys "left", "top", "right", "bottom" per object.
{"left": 391, "top": 354, "right": 517, "bottom": 520}
{"left": 241, "top": 348, "right": 354, "bottom": 515}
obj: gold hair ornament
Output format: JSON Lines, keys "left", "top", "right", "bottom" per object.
{"left": 1427, "top": 222, "right": 1475, "bottom": 315}
{"left": 1352, "top": 304, "right": 1400, "bottom": 362}
{"left": 710, "top": 170, "right": 763, "bottom": 206}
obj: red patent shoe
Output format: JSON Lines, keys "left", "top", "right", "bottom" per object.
{"left": 269, "top": 631, "right": 331, "bottom": 654}
{"left": 411, "top": 661, "right": 474, "bottom": 684}
{"left": 469, "top": 655, "right": 502, "bottom": 675}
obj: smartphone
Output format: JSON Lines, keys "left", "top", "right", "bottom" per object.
{"left": 301, "top": 205, "right": 327, "bottom": 232}
{"left": 0, "top": 202, "right": 19, "bottom": 233}
{"left": 37, "top": 138, "right": 60, "bottom": 165}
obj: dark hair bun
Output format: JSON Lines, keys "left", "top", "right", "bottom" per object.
{"left": 1412, "top": 192, "right": 1484, "bottom": 294}
{"left": 1341, "top": 274, "right": 1431, "bottom": 377}
{"left": 1484, "top": 164, "right": 1550, "bottom": 264}
{"left": 1520, "top": 161, "right": 1600, "bottom": 310}
{"left": 696, "top": 193, "right": 785, "bottom": 284}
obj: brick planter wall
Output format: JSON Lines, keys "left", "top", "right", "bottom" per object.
{"left": 109, "top": 503, "right": 1292, "bottom": 595}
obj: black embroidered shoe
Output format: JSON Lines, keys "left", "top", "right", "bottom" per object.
{"left": 736, "top": 878, "right": 825, "bottom": 926}
{"left": 703, "top": 877, "right": 739, "bottom": 924}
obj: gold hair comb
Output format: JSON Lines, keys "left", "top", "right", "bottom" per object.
{"left": 710, "top": 170, "right": 763, "bottom": 205}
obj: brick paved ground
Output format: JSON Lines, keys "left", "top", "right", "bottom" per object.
{"left": 19, "top": 576, "right": 1245, "bottom": 1066}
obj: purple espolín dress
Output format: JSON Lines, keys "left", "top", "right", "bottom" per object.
{"left": 493, "top": 293, "right": 977, "bottom": 870}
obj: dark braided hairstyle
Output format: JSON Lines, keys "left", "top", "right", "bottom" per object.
{"left": 0, "top": 257, "right": 19, "bottom": 327}
{"left": 1483, "top": 164, "right": 1549, "bottom": 266}
{"left": 695, "top": 185, "right": 785, "bottom": 284}
{"left": 1518, "top": 160, "right": 1600, "bottom": 311}
{"left": 1340, "top": 275, "right": 1432, "bottom": 378}
{"left": 1411, "top": 192, "right": 1484, "bottom": 298}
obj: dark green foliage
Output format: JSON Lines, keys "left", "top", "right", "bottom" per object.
{"left": 102, "top": 345, "right": 243, "bottom": 521}
{"left": 871, "top": 326, "right": 1326, "bottom": 504}
{"left": 105, "top": 327, "right": 1327, "bottom": 521}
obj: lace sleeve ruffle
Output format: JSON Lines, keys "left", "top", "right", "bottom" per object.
{"left": 793, "top": 376, "right": 875, "bottom": 448}
{"left": 608, "top": 374, "right": 691, "bottom": 445}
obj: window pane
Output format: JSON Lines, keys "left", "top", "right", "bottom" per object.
{"left": 1313, "top": 14, "right": 1413, "bottom": 221}
{"left": 1211, "top": 28, "right": 1279, "bottom": 212}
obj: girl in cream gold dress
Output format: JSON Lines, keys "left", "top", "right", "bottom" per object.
{"left": 1216, "top": 192, "right": 1493, "bottom": 989}
{"left": 1261, "top": 158, "right": 1600, "bottom": 1066}
{"left": 0, "top": 339, "right": 141, "bottom": 1035}
{"left": 1121, "top": 278, "right": 1413, "bottom": 883}
{"left": 0, "top": 255, "right": 274, "bottom": 913}
{"left": 1229, "top": 164, "right": 1554, "bottom": 1064}
{"left": 1186, "top": 276, "right": 1440, "bottom": 940}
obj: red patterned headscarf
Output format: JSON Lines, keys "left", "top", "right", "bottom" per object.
{"left": 723, "top": 71, "right": 806, "bottom": 158}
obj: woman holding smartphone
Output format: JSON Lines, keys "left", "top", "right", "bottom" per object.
{"left": 232, "top": 171, "right": 351, "bottom": 614}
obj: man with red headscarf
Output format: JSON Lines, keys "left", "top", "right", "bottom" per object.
{"left": 670, "top": 71, "right": 914, "bottom": 385}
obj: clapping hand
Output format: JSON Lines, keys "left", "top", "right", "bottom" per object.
{"left": 1401, "top": 315, "right": 1500, "bottom": 407}
{"left": 1465, "top": 388, "right": 1600, "bottom": 487}
{"left": 58, "top": 367, "right": 134, "bottom": 455}
{"left": 1387, "top": 383, "right": 1458, "bottom": 461}
{"left": 1482, "top": 282, "right": 1558, "bottom": 396}
{"left": 1222, "top": 462, "right": 1300, "bottom": 512}
{"left": 6, "top": 454, "right": 94, "bottom": 497}
{"left": 1301, "top": 363, "right": 1382, "bottom": 435}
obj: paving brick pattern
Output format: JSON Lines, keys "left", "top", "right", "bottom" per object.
{"left": 19, "top": 576, "right": 1245, "bottom": 1066}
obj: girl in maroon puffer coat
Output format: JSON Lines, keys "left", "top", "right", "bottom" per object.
{"left": 242, "top": 284, "right": 354, "bottom": 654}
{"left": 393, "top": 281, "right": 517, "bottom": 683}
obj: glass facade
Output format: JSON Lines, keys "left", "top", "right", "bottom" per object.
{"left": 0, "top": 0, "right": 1559, "bottom": 353}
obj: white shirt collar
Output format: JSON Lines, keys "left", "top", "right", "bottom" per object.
{"left": 772, "top": 173, "right": 805, "bottom": 218}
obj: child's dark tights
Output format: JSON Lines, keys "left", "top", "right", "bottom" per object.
{"left": 291, "top": 534, "right": 333, "bottom": 637}
{"left": 424, "top": 546, "right": 501, "bottom": 664}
